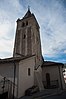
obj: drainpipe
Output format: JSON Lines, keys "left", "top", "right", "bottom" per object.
{"left": 13, "top": 61, "right": 16, "bottom": 99}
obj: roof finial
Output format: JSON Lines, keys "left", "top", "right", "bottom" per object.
{"left": 28, "top": 5, "right": 30, "bottom": 11}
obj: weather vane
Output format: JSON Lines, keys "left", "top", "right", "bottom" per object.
{"left": 28, "top": 5, "right": 30, "bottom": 11}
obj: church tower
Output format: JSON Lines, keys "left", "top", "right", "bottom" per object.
{"left": 13, "top": 8, "right": 43, "bottom": 67}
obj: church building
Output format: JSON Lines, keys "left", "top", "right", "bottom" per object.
{"left": 0, "top": 8, "right": 65, "bottom": 99}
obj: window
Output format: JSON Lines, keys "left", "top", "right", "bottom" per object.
{"left": 23, "top": 34, "right": 26, "bottom": 39}
{"left": 26, "top": 21, "right": 28, "bottom": 26}
{"left": 22, "top": 22, "right": 25, "bottom": 27}
{"left": 28, "top": 68, "right": 30, "bottom": 76}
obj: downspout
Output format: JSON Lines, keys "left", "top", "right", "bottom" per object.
{"left": 13, "top": 60, "right": 16, "bottom": 99}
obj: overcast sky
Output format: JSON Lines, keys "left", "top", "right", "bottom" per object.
{"left": 0, "top": 0, "right": 66, "bottom": 63}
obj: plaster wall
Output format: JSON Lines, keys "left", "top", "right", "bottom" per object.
{"left": 18, "top": 56, "right": 35, "bottom": 98}
{"left": 42, "top": 66, "right": 61, "bottom": 89}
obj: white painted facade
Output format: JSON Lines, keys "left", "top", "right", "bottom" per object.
{"left": 0, "top": 55, "right": 35, "bottom": 98}
{"left": 18, "top": 56, "right": 35, "bottom": 98}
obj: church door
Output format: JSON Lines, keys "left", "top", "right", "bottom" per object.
{"left": 46, "top": 73, "right": 50, "bottom": 88}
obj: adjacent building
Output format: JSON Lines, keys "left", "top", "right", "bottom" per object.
{"left": 41, "top": 61, "right": 65, "bottom": 89}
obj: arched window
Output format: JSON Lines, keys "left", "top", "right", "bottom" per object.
{"left": 46, "top": 73, "right": 50, "bottom": 88}
{"left": 22, "top": 22, "right": 25, "bottom": 27}
{"left": 26, "top": 21, "right": 28, "bottom": 26}
{"left": 28, "top": 68, "right": 30, "bottom": 76}
{"left": 23, "top": 34, "right": 26, "bottom": 39}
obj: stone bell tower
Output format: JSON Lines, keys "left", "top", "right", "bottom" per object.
{"left": 13, "top": 8, "right": 43, "bottom": 67}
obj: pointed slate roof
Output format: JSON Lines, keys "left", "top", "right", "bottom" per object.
{"left": 22, "top": 8, "right": 40, "bottom": 28}
{"left": 23, "top": 8, "right": 32, "bottom": 19}
{"left": 41, "top": 61, "right": 64, "bottom": 67}
{"left": 0, "top": 55, "right": 35, "bottom": 64}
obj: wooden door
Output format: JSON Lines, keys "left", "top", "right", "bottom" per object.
{"left": 46, "top": 73, "right": 50, "bottom": 88}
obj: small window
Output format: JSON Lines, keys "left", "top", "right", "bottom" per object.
{"left": 23, "top": 34, "right": 26, "bottom": 39}
{"left": 26, "top": 21, "right": 28, "bottom": 26}
{"left": 22, "top": 22, "right": 25, "bottom": 27}
{"left": 28, "top": 68, "right": 30, "bottom": 76}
